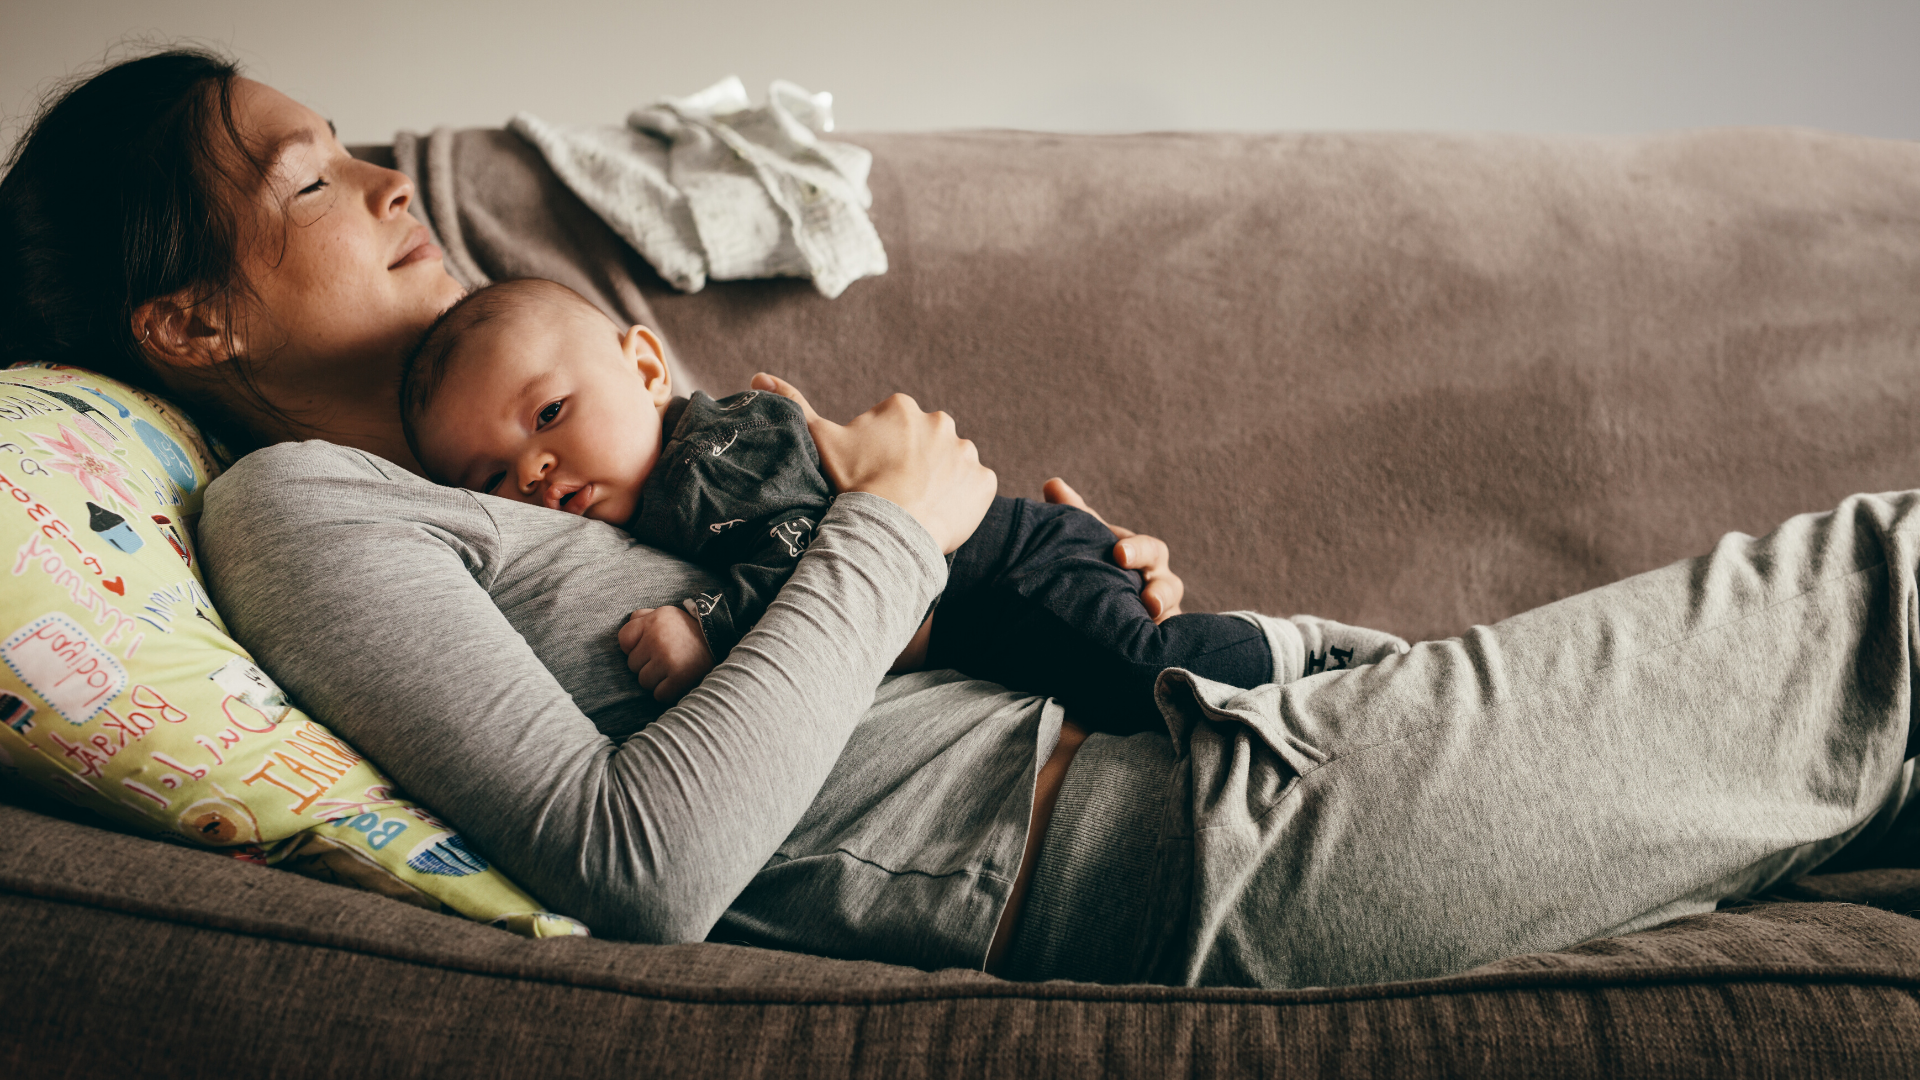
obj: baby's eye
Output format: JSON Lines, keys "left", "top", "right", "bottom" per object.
{"left": 482, "top": 471, "right": 505, "bottom": 494}
{"left": 537, "top": 401, "right": 562, "bottom": 427}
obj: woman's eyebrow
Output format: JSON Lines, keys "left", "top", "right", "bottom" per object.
{"left": 263, "top": 127, "right": 318, "bottom": 174}
{"left": 264, "top": 118, "right": 340, "bottom": 176}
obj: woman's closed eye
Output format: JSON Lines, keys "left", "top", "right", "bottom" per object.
{"left": 482, "top": 470, "right": 506, "bottom": 495}
{"left": 297, "top": 177, "right": 329, "bottom": 196}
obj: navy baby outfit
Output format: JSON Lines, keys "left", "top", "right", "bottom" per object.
{"left": 628, "top": 390, "right": 1272, "bottom": 732}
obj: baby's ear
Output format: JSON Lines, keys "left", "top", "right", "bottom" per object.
{"left": 624, "top": 325, "right": 672, "bottom": 404}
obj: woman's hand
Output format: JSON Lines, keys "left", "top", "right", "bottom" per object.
{"left": 752, "top": 374, "right": 996, "bottom": 554}
{"left": 1042, "top": 478, "right": 1185, "bottom": 623}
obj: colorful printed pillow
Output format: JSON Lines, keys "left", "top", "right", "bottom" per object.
{"left": 0, "top": 363, "right": 585, "bottom": 938}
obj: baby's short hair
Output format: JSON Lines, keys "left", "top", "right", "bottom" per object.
{"left": 399, "top": 278, "right": 592, "bottom": 467}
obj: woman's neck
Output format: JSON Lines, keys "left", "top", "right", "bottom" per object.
{"left": 229, "top": 373, "right": 424, "bottom": 474}
{"left": 273, "top": 407, "right": 423, "bottom": 474}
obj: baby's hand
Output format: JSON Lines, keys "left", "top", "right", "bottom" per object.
{"left": 618, "top": 605, "right": 715, "bottom": 703}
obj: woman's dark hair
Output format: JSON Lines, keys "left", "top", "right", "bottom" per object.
{"left": 0, "top": 47, "right": 267, "bottom": 434}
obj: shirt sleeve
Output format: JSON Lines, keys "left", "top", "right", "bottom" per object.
{"left": 198, "top": 441, "right": 946, "bottom": 943}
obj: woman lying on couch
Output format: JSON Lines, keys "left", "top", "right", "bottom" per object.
{"left": 3, "top": 49, "right": 1915, "bottom": 989}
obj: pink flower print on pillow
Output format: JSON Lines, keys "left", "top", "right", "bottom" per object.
{"left": 31, "top": 424, "right": 139, "bottom": 511}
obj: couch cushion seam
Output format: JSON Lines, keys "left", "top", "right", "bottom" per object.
{"left": 8, "top": 883, "right": 1920, "bottom": 1007}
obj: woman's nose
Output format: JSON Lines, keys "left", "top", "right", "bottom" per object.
{"left": 367, "top": 164, "right": 414, "bottom": 221}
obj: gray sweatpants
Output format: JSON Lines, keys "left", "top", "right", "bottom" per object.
{"left": 1008, "top": 491, "right": 1920, "bottom": 988}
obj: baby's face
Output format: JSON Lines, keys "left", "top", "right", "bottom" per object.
{"left": 414, "top": 296, "right": 672, "bottom": 525}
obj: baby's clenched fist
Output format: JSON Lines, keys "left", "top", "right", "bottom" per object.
{"left": 618, "top": 604, "right": 715, "bottom": 703}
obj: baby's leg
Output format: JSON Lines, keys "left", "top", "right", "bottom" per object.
{"left": 1227, "top": 612, "right": 1411, "bottom": 682}
{"left": 930, "top": 499, "right": 1397, "bottom": 733}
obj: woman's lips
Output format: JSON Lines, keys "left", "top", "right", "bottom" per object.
{"left": 389, "top": 225, "right": 442, "bottom": 269}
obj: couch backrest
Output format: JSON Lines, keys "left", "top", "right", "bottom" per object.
{"left": 431, "top": 127, "right": 1920, "bottom": 642}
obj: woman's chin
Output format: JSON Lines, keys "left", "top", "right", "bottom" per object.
{"left": 398, "top": 266, "right": 469, "bottom": 330}
{"left": 429, "top": 262, "right": 468, "bottom": 301}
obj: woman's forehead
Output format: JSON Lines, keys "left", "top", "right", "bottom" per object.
{"left": 231, "top": 78, "right": 332, "bottom": 164}
{"left": 233, "top": 78, "right": 315, "bottom": 125}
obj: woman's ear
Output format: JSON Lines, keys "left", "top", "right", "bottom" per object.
{"left": 132, "top": 293, "right": 245, "bottom": 371}
{"left": 623, "top": 324, "right": 672, "bottom": 406}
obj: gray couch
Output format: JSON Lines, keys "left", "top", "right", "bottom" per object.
{"left": 7, "top": 125, "right": 1920, "bottom": 1077}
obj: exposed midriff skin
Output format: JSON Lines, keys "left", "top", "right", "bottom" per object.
{"left": 986, "top": 717, "right": 1090, "bottom": 972}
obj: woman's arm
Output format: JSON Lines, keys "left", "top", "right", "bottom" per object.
{"left": 201, "top": 395, "right": 992, "bottom": 942}
{"left": 748, "top": 375, "right": 1183, "bottom": 620}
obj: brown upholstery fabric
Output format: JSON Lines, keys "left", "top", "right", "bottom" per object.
{"left": 639, "top": 130, "right": 1920, "bottom": 642}
{"left": 419, "top": 126, "right": 1920, "bottom": 638}
{"left": 10, "top": 128, "right": 1920, "bottom": 1075}
{"left": 6, "top": 796, "right": 1920, "bottom": 1078}
{"left": 1770, "top": 869, "right": 1920, "bottom": 914}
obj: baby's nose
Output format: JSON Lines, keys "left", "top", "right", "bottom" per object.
{"left": 519, "top": 457, "right": 551, "bottom": 492}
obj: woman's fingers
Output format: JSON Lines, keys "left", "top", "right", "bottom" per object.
{"left": 1116, "top": 533, "right": 1185, "bottom": 622}
{"left": 1041, "top": 477, "right": 1133, "bottom": 539}
{"left": 755, "top": 373, "right": 867, "bottom": 496}
{"left": 1114, "top": 533, "right": 1166, "bottom": 571}
{"left": 751, "top": 373, "right": 828, "bottom": 429}
{"left": 1043, "top": 477, "right": 1185, "bottom": 622}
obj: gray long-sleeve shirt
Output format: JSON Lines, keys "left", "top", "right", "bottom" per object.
{"left": 198, "top": 441, "right": 1061, "bottom": 969}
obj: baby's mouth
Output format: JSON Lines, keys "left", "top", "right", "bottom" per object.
{"left": 548, "top": 482, "right": 593, "bottom": 515}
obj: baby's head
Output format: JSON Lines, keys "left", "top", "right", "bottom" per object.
{"left": 402, "top": 278, "right": 672, "bottom": 524}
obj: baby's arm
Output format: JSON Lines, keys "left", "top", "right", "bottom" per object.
{"left": 628, "top": 390, "right": 832, "bottom": 702}
{"left": 627, "top": 514, "right": 822, "bottom": 702}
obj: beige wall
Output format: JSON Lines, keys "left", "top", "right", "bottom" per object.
{"left": 5, "top": 0, "right": 1917, "bottom": 152}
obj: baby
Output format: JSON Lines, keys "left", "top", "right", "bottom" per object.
{"left": 401, "top": 279, "right": 1407, "bottom": 731}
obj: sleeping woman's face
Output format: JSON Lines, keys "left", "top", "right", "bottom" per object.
{"left": 221, "top": 78, "right": 465, "bottom": 397}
